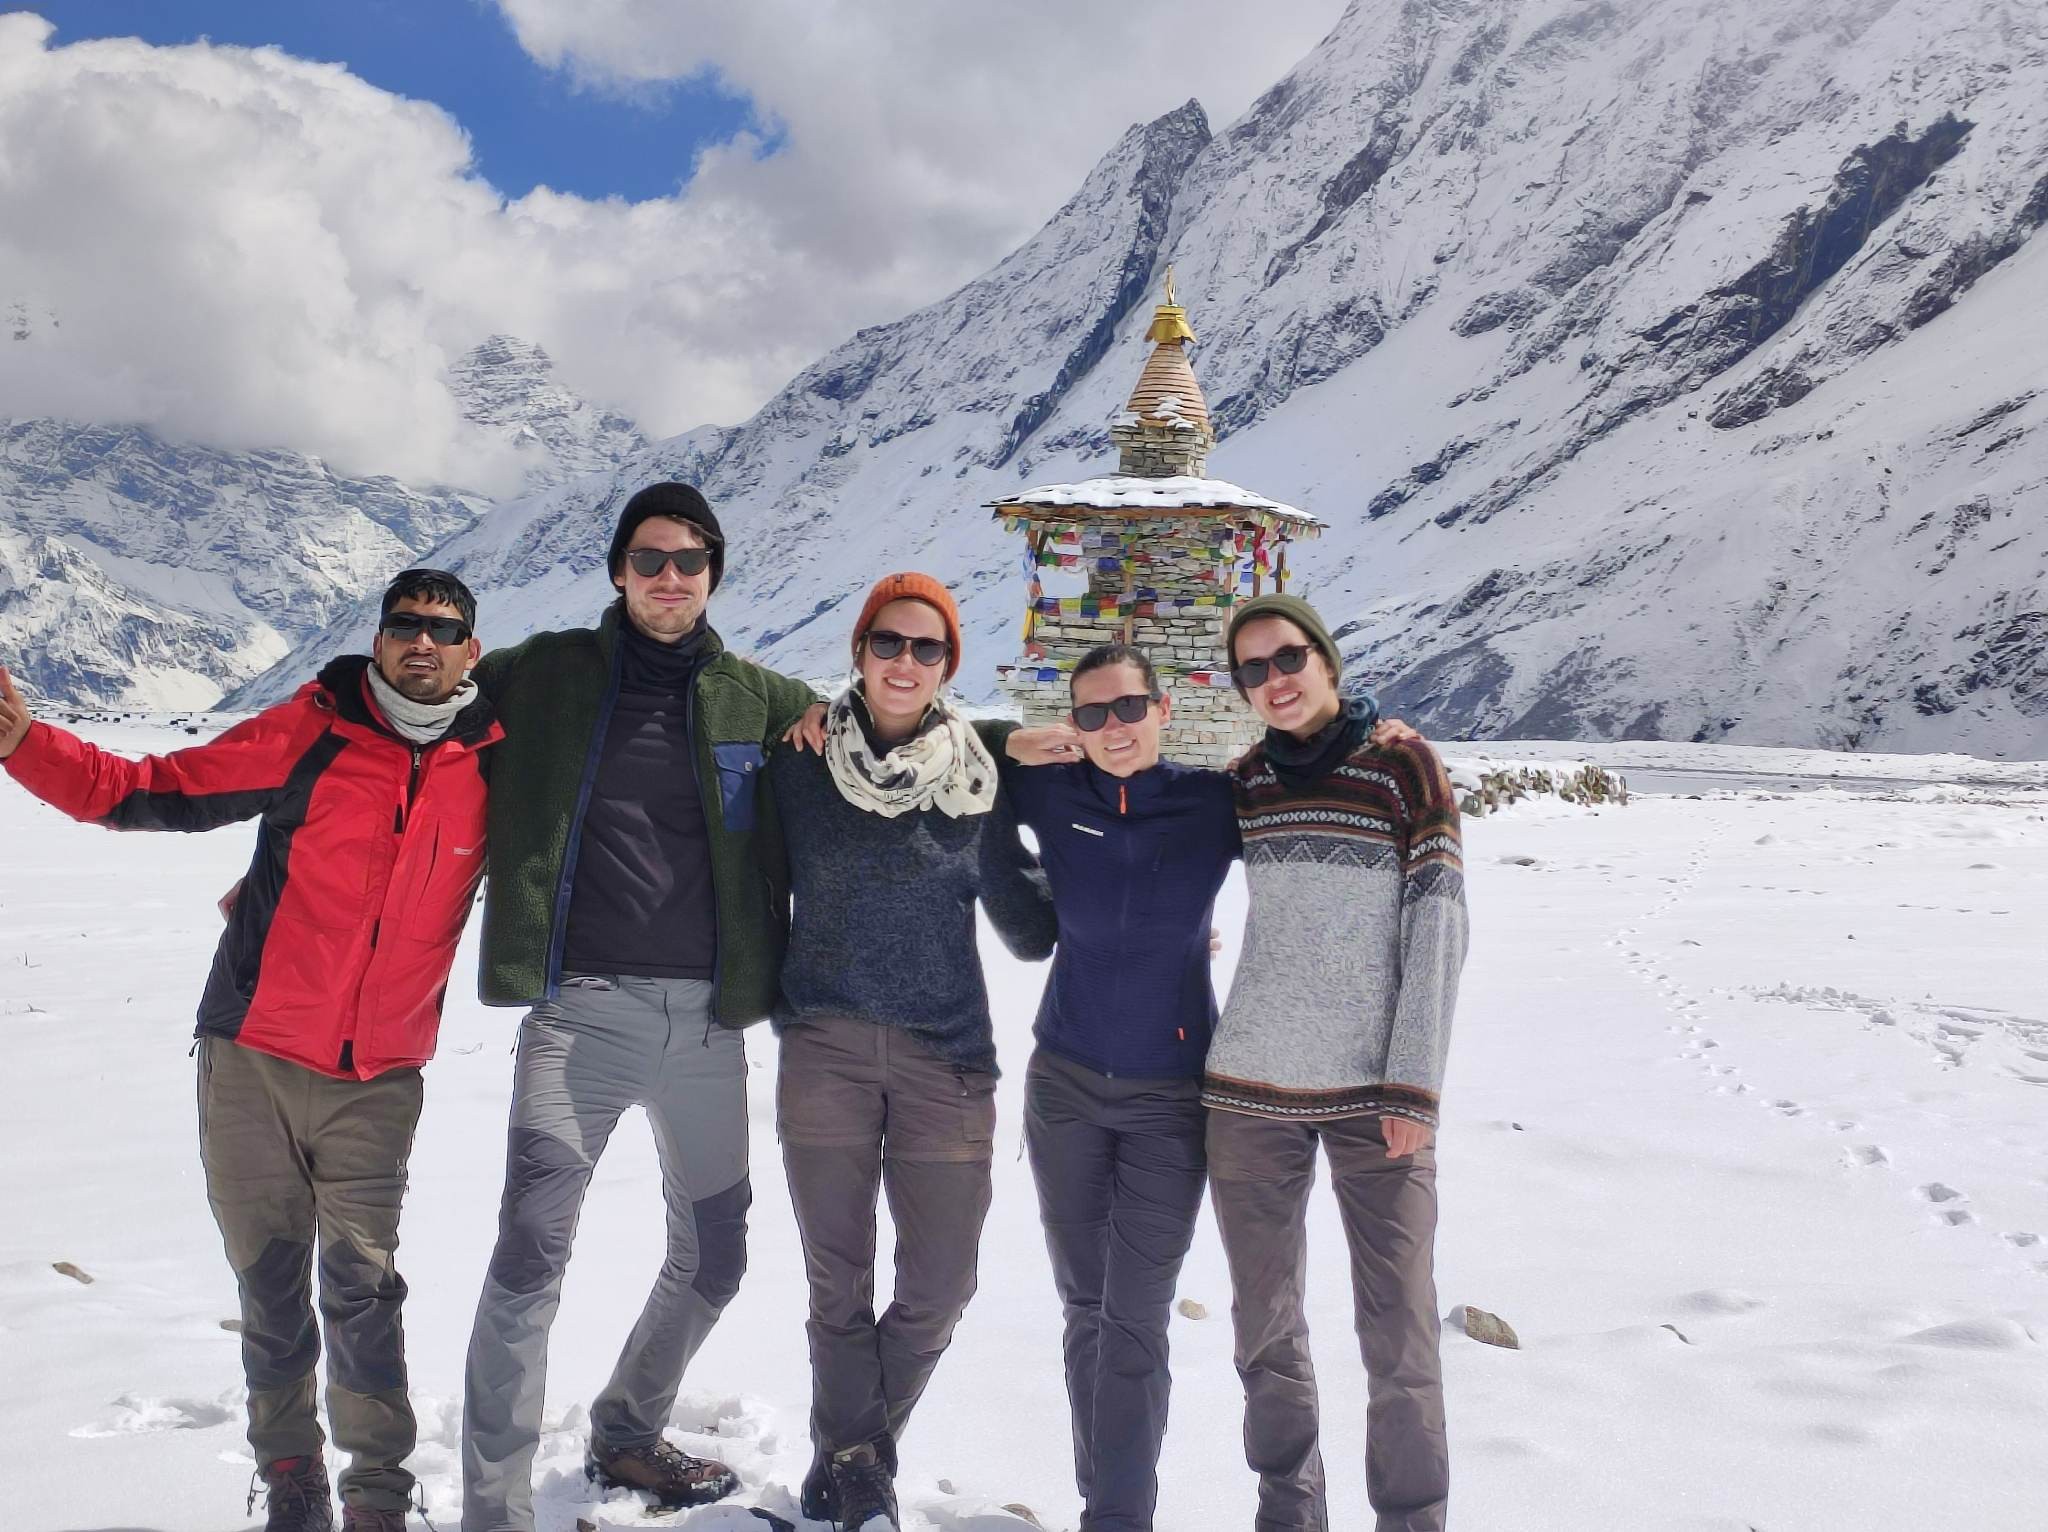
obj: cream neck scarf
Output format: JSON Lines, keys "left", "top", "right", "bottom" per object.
{"left": 822, "top": 685, "right": 998, "bottom": 819}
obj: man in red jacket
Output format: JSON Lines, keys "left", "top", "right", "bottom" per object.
{"left": 0, "top": 569, "right": 502, "bottom": 1532}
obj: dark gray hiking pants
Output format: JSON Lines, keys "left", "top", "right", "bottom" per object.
{"left": 1025, "top": 1049, "right": 1207, "bottom": 1532}
{"left": 1206, "top": 1110, "right": 1446, "bottom": 1532}
{"left": 776, "top": 1015, "right": 996, "bottom": 1456}
{"left": 462, "top": 976, "right": 750, "bottom": 1532}
{"left": 197, "top": 1037, "right": 423, "bottom": 1513}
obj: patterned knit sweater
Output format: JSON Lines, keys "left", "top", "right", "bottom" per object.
{"left": 1202, "top": 735, "right": 1468, "bottom": 1127}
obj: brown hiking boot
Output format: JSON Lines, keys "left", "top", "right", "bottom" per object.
{"left": 585, "top": 1435, "right": 739, "bottom": 1510}
{"left": 339, "top": 1506, "right": 410, "bottom": 1531}
{"left": 248, "top": 1455, "right": 334, "bottom": 1532}
{"left": 825, "top": 1439, "right": 899, "bottom": 1531}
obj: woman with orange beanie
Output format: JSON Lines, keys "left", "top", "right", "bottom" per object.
{"left": 767, "top": 572, "right": 1055, "bottom": 1530}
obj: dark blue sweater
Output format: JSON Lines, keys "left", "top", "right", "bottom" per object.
{"left": 768, "top": 720, "right": 1056, "bottom": 1076}
{"left": 1004, "top": 756, "right": 1240, "bottom": 1079}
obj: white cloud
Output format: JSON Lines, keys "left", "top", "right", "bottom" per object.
{"left": 0, "top": 4, "right": 1341, "bottom": 489}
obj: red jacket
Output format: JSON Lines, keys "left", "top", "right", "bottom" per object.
{"left": 3, "top": 656, "right": 502, "bottom": 1079}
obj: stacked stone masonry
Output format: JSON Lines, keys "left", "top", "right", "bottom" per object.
{"left": 1112, "top": 421, "right": 1208, "bottom": 478}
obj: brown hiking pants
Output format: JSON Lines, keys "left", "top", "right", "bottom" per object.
{"left": 197, "top": 1037, "right": 423, "bottom": 1513}
{"left": 776, "top": 1015, "right": 996, "bottom": 1456}
{"left": 1206, "top": 1109, "right": 1447, "bottom": 1532}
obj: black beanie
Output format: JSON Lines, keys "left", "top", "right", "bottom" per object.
{"left": 609, "top": 482, "right": 726, "bottom": 592}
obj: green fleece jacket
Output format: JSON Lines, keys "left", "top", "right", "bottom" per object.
{"left": 472, "top": 603, "right": 817, "bottom": 1023}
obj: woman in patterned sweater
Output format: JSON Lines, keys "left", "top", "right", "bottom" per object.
{"left": 1205, "top": 592, "right": 1468, "bottom": 1532}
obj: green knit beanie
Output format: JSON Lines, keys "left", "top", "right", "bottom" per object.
{"left": 1225, "top": 593, "right": 1342, "bottom": 688}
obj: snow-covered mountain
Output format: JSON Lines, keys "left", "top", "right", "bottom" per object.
{"left": 0, "top": 337, "right": 645, "bottom": 707}
{"left": 447, "top": 335, "right": 648, "bottom": 487}
{"left": 119, "top": 2, "right": 2048, "bottom": 752}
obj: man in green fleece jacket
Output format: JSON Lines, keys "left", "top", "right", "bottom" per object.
{"left": 460, "top": 483, "right": 822, "bottom": 1532}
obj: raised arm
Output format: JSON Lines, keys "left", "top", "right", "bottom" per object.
{"left": 1, "top": 670, "right": 325, "bottom": 833}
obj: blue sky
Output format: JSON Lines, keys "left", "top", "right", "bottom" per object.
{"left": 2, "top": 0, "right": 1336, "bottom": 474}
{"left": 25, "top": 0, "right": 757, "bottom": 201}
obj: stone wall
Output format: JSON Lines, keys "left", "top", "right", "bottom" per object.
{"left": 1004, "top": 510, "right": 1274, "bottom": 766}
{"left": 1111, "top": 420, "right": 1207, "bottom": 478}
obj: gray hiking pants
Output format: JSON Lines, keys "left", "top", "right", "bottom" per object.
{"left": 776, "top": 1015, "right": 996, "bottom": 1456}
{"left": 461, "top": 976, "right": 751, "bottom": 1532}
{"left": 1025, "top": 1049, "right": 1207, "bottom": 1532}
{"left": 197, "top": 1037, "right": 423, "bottom": 1513}
{"left": 1206, "top": 1110, "right": 1446, "bottom": 1532}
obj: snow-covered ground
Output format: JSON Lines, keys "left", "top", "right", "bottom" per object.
{"left": 2, "top": 720, "right": 2044, "bottom": 1531}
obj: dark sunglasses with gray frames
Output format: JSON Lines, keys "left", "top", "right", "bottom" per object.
{"left": 1070, "top": 692, "right": 1160, "bottom": 732}
{"left": 378, "top": 613, "right": 472, "bottom": 646}
{"left": 624, "top": 546, "right": 714, "bottom": 578}
{"left": 1230, "top": 643, "right": 1313, "bottom": 691}
{"left": 862, "top": 629, "right": 952, "bottom": 667}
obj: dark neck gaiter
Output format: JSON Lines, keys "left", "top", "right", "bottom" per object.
{"left": 1264, "top": 694, "right": 1378, "bottom": 788}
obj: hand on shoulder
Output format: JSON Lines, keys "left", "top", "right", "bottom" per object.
{"left": 0, "top": 665, "right": 32, "bottom": 760}
{"left": 1004, "top": 720, "right": 1083, "bottom": 766}
{"left": 1371, "top": 716, "right": 1423, "bottom": 750}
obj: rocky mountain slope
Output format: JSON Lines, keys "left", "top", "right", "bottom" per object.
{"left": 0, "top": 337, "right": 643, "bottom": 706}
{"left": 46, "top": 0, "right": 2048, "bottom": 753}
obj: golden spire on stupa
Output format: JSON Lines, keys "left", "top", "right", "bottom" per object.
{"left": 1117, "top": 267, "right": 1214, "bottom": 466}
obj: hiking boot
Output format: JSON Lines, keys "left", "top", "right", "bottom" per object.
{"left": 825, "top": 1439, "right": 899, "bottom": 1531}
{"left": 248, "top": 1455, "right": 334, "bottom": 1532}
{"left": 338, "top": 1506, "right": 410, "bottom": 1532}
{"left": 800, "top": 1432, "right": 897, "bottom": 1524}
{"left": 585, "top": 1435, "right": 739, "bottom": 1510}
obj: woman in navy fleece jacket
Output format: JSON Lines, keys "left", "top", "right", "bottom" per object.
{"left": 999, "top": 642, "right": 1249, "bottom": 1532}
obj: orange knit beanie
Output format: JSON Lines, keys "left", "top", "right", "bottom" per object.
{"left": 851, "top": 571, "right": 964, "bottom": 681}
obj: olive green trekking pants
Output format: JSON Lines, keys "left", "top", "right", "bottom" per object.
{"left": 198, "top": 1037, "right": 423, "bottom": 1513}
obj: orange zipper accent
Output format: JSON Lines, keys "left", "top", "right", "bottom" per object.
{"left": 1119, "top": 783, "right": 1128, "bottom": 815}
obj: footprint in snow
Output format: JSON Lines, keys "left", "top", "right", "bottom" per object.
{"left": 1673, "top": 1288, "right": 1767, "bottom": 1316}
{"left": 71, "top": 1390, "right": 239, "bottom": 1438}
{"left": 1846, "top": 1144, "right": 1890, "bottom": 1167}
{"left": 1918, "top": 1182, "right": 1964, "bottom": 1203}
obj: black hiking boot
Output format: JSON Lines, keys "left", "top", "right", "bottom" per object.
{"left": 248, "top": 1454, "right": 334, "bottom": 1532}
{"left": 824, "top": 1439, "right": 899, "bottom": 1531}
{"left": 799, "top": 1432, "right": 897, "bottom": 1524}
{"left": 585, "top": 1435, "right": 739, "bottom": 1510}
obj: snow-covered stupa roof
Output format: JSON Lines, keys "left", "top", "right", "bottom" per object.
{"left": 989, "top": 473, "right": 1323, "bottom": 534}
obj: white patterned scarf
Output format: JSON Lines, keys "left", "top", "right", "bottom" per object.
{"left": 823, "top": 686, "right": 999, "bottom": 819}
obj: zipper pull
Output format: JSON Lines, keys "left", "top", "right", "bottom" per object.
{"left": 397, "top": 745, "right": 424, "bottom": 832}
{"left": 1119, "top": 783, "right": 1128, "bottom": 815}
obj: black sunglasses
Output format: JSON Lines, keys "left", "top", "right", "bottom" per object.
{"left": 863, "top": 629, "right": 952, "bottom": 667}
{"left": 1231, "top": 643, "right": 1314, "bottom": 690}
{"left": 1071, "top": 693, "right": 1159, "bottom": 732}
{"left": 624, "top": 546, "right": 714, "bottom": 578}
{"left": 379, "top": 613, "right": 472, "bottom": 646}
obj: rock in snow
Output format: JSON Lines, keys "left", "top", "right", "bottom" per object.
{"left": 1455, "top": 1304, "right": 1522, "bottom": 1350}
{"left": 13, "top": 0, "right": 2048, "bottom": 754}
